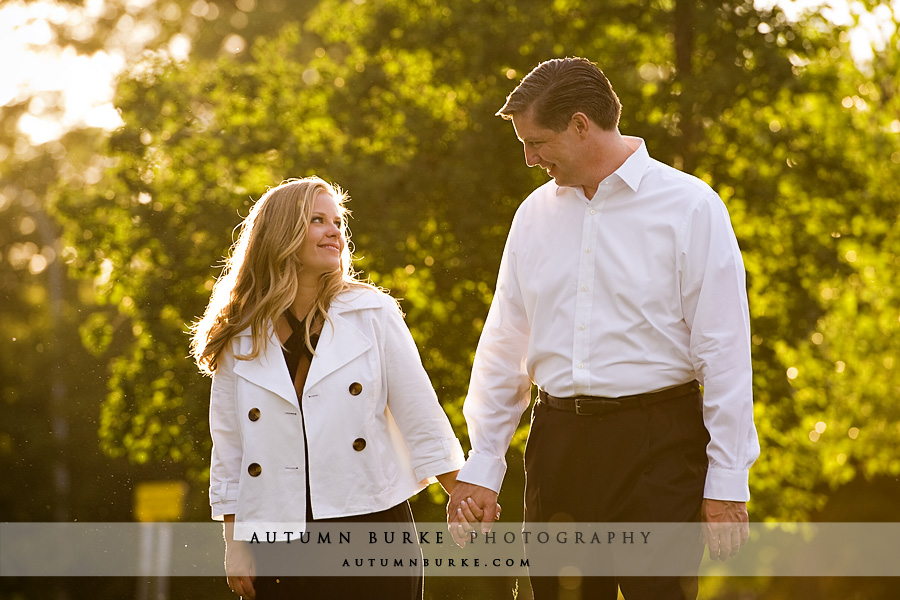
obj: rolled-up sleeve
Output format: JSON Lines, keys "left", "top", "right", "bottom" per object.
{"left": 380, "top": 298, "right": 465, "bottom": 483}
{"left": 457, "top": 215, "right": 534, "bottom": 493}
{"left": 208, "top": 347, "right": 243, "bottom": 519}
{"left": 680, "top": 193, "right": 760, "bottom": 502}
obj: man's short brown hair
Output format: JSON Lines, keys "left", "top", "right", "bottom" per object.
{"left": 497, "top": 57, "right": 621, "bottom": 132}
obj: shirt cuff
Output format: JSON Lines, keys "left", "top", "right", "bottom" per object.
{"left": 703, "top": 467, "right": 751, "bottom": 502}
{"left": 456, "top": 452, "right": 507, "bottom": 494}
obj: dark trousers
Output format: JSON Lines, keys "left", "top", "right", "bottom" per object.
{"left": 252, "top": 501, "right": 423, "bottom": 600}
{"left": 524, "top": 386, "right": 709, "bottom": 600}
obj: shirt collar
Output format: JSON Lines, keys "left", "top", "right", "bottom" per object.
{"left": 553, "top": 135, "right": 649, "bottom": 198}
{"left": 616, "top": 136, "right": 649, "bottom": 193}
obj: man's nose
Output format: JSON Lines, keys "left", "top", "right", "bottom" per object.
{"left": 524, "top": 146, "right": 539, "bottom": 167}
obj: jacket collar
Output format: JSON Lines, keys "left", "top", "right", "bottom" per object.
{"left": 232, "top": 287, "right": 382, "bottom": 406}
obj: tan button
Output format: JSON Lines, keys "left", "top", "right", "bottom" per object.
{"left": 248, "top": 463, "right": 262, "bottom": 477}
{"left": 349, "top": 382, "right": 363, "bottom": 396}
{"left": 352, "top": 438, "right": 366, "bottom": 451}
{"left": 248, "top": 408, "right": 260, "bottom": 422}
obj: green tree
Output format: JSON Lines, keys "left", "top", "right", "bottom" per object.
{"left": 51, "top": 0, "right": 889, "bottom": 515}
{"left": 10, "top": 0, "right": 897, "bottom": 598}
{"left": 45, "top": 0, "right": 900, "bottom": 544}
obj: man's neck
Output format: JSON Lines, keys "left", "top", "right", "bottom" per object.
{"left": 581, "top": 132, "right": 639, "bottom": 199}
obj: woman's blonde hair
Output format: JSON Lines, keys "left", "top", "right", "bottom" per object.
{"left": 191, "top": 176, "right": 369, "bottom": 375}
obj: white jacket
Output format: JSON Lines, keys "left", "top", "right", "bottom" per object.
{"left": 208, "top": 286, "right": 464, "bottom": 540}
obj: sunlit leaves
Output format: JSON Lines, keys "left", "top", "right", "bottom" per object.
{"left": 41, "top": 0, "right": 900, "bottom": 523}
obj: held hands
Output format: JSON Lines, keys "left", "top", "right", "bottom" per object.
{"left": 446, "top": 481, "right": 500, "bottom": 548}
{"left": 701, "top": 499, "right": 750, "bottom": 561}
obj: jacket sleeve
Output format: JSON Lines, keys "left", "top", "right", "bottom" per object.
{"left": 379, "top": 297, "right": 465, "bottom": 483}
{"left": 208, "top": 346, "right": 243, "bottom": 519}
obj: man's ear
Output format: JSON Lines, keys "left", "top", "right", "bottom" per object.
{"left": 570, "top": 112, "right": 591, "bottom": 137}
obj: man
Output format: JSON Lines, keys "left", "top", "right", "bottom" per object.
{"left": 447, "top": 57, "right": 760, "bottom": 599}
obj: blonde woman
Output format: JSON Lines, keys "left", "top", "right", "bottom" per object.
{"left": 191, "top": 177, "right": 465, "bottom": 599}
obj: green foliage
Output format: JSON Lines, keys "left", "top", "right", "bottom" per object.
{"left": 692, "top": 20, "right": 900, "bottom": 518}
{"left": 41, "top": 0, "right": 900, "bottom": 525}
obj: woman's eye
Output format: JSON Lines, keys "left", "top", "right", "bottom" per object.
{"left": 311, "top": 217, "right": 323, "bottom": 223}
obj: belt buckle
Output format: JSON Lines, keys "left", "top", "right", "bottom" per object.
{"left": 574, "top": 398, "right": 619, "bottom": 417}
{"left": 575, "top": 398, "right": 597, "bottom": 417}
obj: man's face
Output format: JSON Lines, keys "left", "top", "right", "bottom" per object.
{"left": 511, "top": 110, "right": 585, "bottom": 189}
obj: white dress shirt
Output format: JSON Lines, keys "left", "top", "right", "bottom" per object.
{"left": 458, "top": 138, "right": 759, "bottom": 502}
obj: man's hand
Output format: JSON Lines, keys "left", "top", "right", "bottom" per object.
{"left": 446, "top": 482, "right": 499, "bottom": 547}
{"left": 701, "top": 499, "right": 749, "bottom": 561}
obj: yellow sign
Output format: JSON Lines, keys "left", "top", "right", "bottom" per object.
{"left": 134, "top": 480, "right": 188, "bottom": 522}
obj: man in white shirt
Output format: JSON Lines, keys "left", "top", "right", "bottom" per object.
{"left": 447, "top": 58, "right": 760, "bottom": 599}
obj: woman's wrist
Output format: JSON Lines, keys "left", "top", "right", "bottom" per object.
{"left": 436, "top": 470, "right": 459, "bottom": 494}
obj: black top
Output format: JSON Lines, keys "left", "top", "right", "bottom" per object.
{"left": 280, "top": 309, "right": 320, "bottom": 522}
{"left": 282, "top": 309, "right": 319, "bottom": 382}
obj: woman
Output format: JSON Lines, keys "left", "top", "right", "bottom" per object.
{"left": 191, "top": 177, "right": 466, "bottom": 599}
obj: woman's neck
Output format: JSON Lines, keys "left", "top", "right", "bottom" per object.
{"left": 290, "top": 281, "right": 319, "bottom": 321}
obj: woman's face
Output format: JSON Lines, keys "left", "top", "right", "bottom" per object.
{"left": 298, "top": 191, "right": 345, "bottom": 283}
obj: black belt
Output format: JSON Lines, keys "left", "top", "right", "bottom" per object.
{"left": 537, "top": 380, "right": 700, "bottom": 417}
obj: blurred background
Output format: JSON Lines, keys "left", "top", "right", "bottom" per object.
{"left": 1, "top": 0, "right": 898, "bottom": 597}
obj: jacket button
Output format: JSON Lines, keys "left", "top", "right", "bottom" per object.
{"left": 352, "top": 438, "right": 366, "bottom": 451}
{"left": 248, "top": 408, "right": 260, "bottom": 422}
{"left": 349, "top": 382, "right": 363, "bottom": 396}
{"left": 248, "top": 463, "right": 262, "bottom": 477}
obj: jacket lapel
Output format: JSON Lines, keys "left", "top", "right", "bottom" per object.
{"left": 303, "top": 311, "right": 371, "bottom": 392}
{"left": 232, "top": 326, "right": 299, "bottom": 408}
{"left": 231, "top": 288, "right": 382, "bottom": 402}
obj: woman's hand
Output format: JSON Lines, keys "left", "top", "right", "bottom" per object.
{"left": 223, "top": 515, "right": 256, "bottom": 598}
{"left": 225, "top": 540, "right": 256, "bottom": 598}
{"left": 436, "top": 470, "right": 460, "bottom": 494}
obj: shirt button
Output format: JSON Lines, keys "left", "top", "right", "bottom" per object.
{"left": 349, "top": 382, "right": 363, "bottom": 396}
{"left": 579, "top": 325, "right": 585, "bottom": 330}
{"left": 581, "top": 286, "right": 588, "bottom": 291}
{"left": 578, "top": 363, "right": 584, "bottom": 369}
{"left": 585, "top": 248, "right": 591, "bottom": 253}
{"left": 352, "top": 438, "right": 367, "bottom": 452}
{"left": 248, "top": 408, "right": 260, "bottom": 422}
{"left": 248, "top": 463, "right": 262, "bottom": 477}
{"left": 590, "top": 209, "right": 596, "bottom": 215}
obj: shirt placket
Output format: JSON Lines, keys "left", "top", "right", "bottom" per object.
{"left": 572, "top": 194, "right": 605, "bottom": 395}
